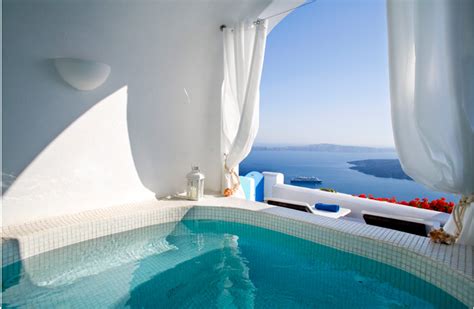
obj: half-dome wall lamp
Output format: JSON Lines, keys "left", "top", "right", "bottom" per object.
{"left": 54, "top": 58, "right": 111, "bottom": 91}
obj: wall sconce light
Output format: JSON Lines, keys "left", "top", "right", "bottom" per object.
{"left": 54, "top": 58, "right": 111, "bottom": 91}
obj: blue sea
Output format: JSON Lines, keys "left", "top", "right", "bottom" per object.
{"left": 240, "top": 150, "right": 458, "bottom": 202}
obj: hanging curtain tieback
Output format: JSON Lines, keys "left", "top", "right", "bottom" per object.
{"left": 223, "top": 154, "right": 241, "bottom": 196}
{"left": 429, "top": 194, "right": 473, "bottom": 245}
{"left": 452, "top": 195, "right": 473, "bottom": 237}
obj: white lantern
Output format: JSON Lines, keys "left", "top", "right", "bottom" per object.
{"left": 186, "top": 166, "right": 205, "bottom": 201}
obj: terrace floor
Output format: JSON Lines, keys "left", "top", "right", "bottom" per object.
{"left": 2, "top": 195, "right": 472, "bottom": 277}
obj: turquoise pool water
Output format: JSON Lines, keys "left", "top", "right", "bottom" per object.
{"left": 2, "top": 220, "right": 464, "bottom": 308}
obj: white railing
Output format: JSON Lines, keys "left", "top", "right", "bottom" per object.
{"left": 262, "top": 172, "right": 450, "bottom": 226}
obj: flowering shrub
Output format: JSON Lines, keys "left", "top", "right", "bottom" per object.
{"left": 355, "top": 194, "right": 454, "bottom": 214}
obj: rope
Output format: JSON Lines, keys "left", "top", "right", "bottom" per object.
{"left": 429, "top": 194, "right": 472, "bottom": 245}
{"left": 452, "top": 194, "right": 473, "bottom": 238}
{"left": 223, "top": 154, "right": 241, "bottom": 196}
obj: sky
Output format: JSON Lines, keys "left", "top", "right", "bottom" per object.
{"left": 256, "top": 0, "right": 394, "bottom": 147}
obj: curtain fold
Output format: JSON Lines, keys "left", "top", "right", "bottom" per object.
{"left": 221, "top": 20, "right": 268, "bottom": 196}
{"left": 387, "top": 0, "right": 474, "bottom": 244}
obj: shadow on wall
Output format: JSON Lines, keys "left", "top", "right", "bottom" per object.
{"left": 1, "top": 58, "right": 111, "bottom": 193}
{"left": 2, "top": 64, "right": 221, "bottom": 198}
{"left": 2, "top": 55, "right": 204, "bottom": 199}
{"left": 2, "top": 84, "right": 158, "bottom": 225}
{"left": 2, "top": 54, "right": 135, "bottom": 190}
{"left": 2, "top": 0, "right": 230, "bottom": 204}
{"left": 2, "top": 54, "right": 221, "bottom": 225}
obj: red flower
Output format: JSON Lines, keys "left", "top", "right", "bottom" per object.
{"left": 355, "top": 194, "right": 452, "bottom": 214}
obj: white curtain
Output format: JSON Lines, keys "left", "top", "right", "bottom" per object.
{"left": 221, "top": 20, "right": 268, "bottom": 195}
{"left": 387, "top": 0, "right": 474, "bottom": 244}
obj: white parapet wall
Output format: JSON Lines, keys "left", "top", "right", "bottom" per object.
{"left": 262, "top": 172, "right": 450, "bottom": 226}
{"left": 262, "top": 172, "right": 284, "bottom": 201}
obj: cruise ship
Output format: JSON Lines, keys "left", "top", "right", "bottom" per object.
{"left": 290, "top": 176, "right": 322, "bottom": 184}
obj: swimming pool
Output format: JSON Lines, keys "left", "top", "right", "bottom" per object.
{"left": 2, "top": 219, "right": 465, "bottom": 308}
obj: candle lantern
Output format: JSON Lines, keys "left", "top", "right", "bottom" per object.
{"left": 186, "top": 166, "right": 205, "bottom": 201}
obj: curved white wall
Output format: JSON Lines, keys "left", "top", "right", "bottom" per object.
{"left": 2, "top": 0, "right": 272, "bottom": 226}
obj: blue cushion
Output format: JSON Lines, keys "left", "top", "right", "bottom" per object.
{"left": 315, "top": 203, "right": 340, "bottom": 212}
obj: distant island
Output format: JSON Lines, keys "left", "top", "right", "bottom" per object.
{"left": 253, "top": 143, "right": 395, "bottom": 153}
{"left": 348, "top": 159, "right": 412, "bottom": 181}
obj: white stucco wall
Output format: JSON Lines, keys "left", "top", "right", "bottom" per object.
{"left": 2, "top": 0, "right": 273, "bottom": 226}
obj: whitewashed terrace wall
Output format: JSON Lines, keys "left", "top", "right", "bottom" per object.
{"left": 263, "top": 172, "right": 450, "bottom": 225}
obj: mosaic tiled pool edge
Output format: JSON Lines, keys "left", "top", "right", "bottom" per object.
{"left": 2, "top": 202, "right": 473, "bottom": 306}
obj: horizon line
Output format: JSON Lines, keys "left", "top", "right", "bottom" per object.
{"left": 253, "top": 142, "right": 396, "bottom": 149}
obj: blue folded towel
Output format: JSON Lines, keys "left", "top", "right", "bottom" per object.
{"left": 315, "top": 203, "right": 340, "bottom": 212}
